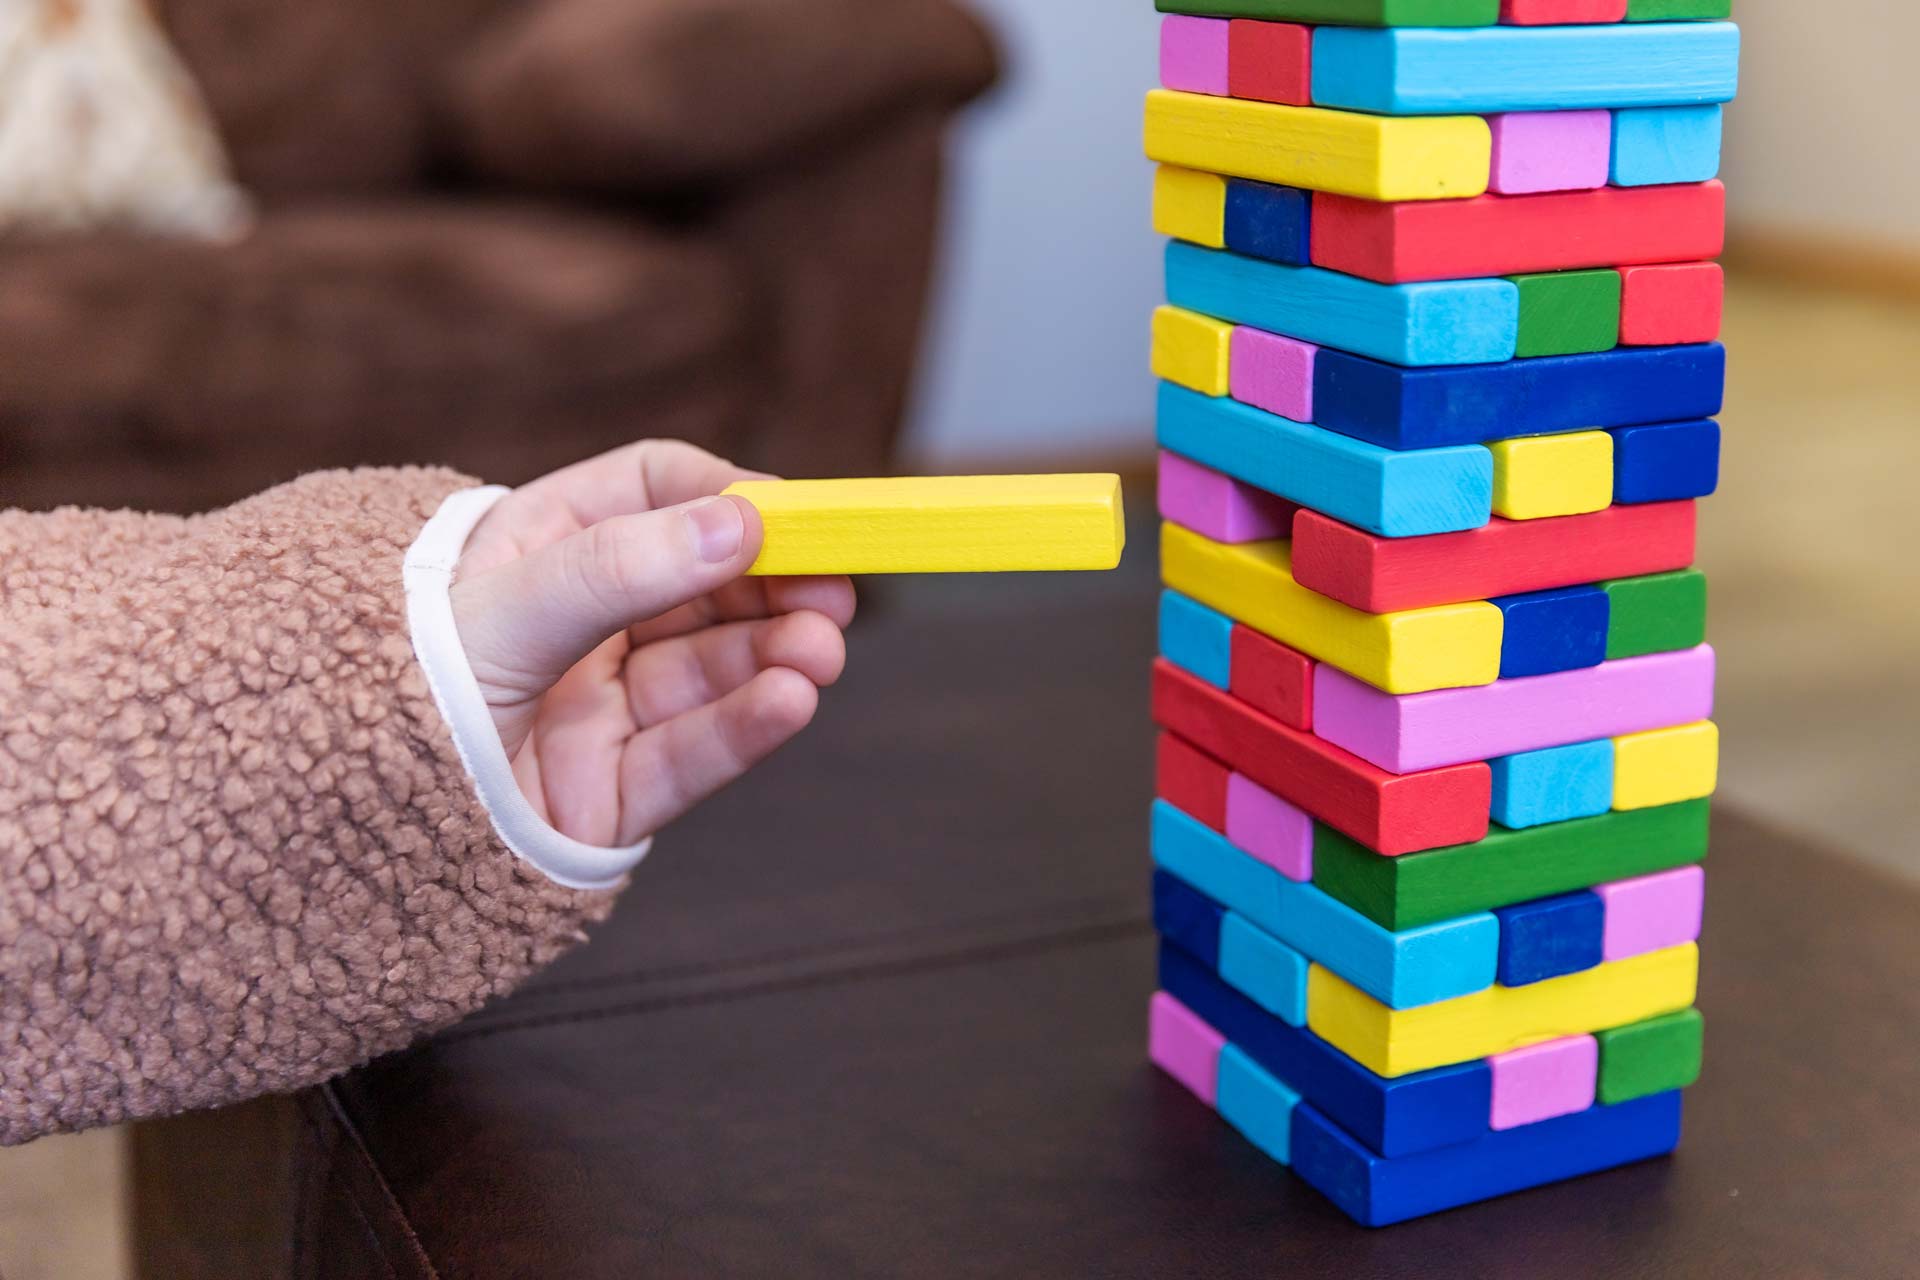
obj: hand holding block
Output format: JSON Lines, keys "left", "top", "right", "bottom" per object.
{"left": 726, "top": 476, "right": 1124, "bottom": 575}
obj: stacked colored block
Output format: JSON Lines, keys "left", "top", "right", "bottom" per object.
{"left": 1143, "top": 6, "right": 1735, "bottom": 1225}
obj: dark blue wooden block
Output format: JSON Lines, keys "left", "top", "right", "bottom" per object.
{"left": 1157, "top": 944, "right": 1491, "bottom": 1159}
{"left": 1290, "top": 1091, "right": 1683, "bottom": 1228}
{"left": 1492, "top": 585, "right": 1610, "bottom": 679}
{"left": 1153, "top": 869, "right": 1225, "bottom": 966}
{"left": 1223, "top": 180, "right": 1312, "bottom": 267}
{"left": 1611, "top": 419, "right": 1722, "bottom": 504}
{"left": 1313, "top": 343, "right": 1727, "bottom": 450}
{"left": 1493, "top": 890, "right": 1606, "bottom": 987}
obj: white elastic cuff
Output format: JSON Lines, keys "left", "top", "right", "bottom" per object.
{"left": 404, "top": 486, "right": 652, "bottom": 891}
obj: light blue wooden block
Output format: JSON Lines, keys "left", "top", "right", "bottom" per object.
{"left": 1219, "top": 913, "right": 1311, "bottom": 1026}
{"left": 1165, "top": 241, "right": 1517, "bottom": 367}
{"left": 1159, "top": 590, "right": 1234, "bottom": 690}
{"left": 1156, "top": 383, "right": 1493, "bottom": 539}
{"left": 1488, "top": 739, "right": 1615, "bottom": 830}
{"left": 1153, "top": 802, "right": 1499, "bottom": 1009}
{"left": 1611, "top": 106, "right": 1723, "bottom": 187}
{"left": 1312, "top": 23, "right": 1741, "bottom": 116}
{"left": 1217, "top": 1045, "right": 1301, "bottom": 1167}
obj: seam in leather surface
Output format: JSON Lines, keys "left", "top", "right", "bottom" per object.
{"left": 311, "top": 1085, "right": 445, "bottom": 1280}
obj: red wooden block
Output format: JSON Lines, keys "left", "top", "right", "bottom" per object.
{"left": 1157, "top": 731, "right": 1230, "bottom": 832}
{"left": 1290, "top": 502, "right": 1697, "bottom": 614}
{"left": 1151, "top": 660, "right": 1490, "bottom": 856}
{"left": 1311, "top": 182, "right": 1725, "bottom": 285}
{"left": 1619, "top": 263, "right": 1725, "bottom": 347}
{"left": 1230, "top": 625, "right": 1315, "bottom": 731}
{"left": 1228, "top": 20, "right": 1312, "bottom": 107}
{"left": 1500, "top": 0, "right": 1627, "bottom": 22}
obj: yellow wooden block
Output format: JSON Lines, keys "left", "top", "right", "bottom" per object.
{"left": 1142, "top": 89, "right": 1490, "bottom": 203}
{"left": 1614, "top": 721, "right": 1720, "bottom": 811}
{"left": 1152, "top": 306, "right": 1233, "bottom": 397}
{"left": 726, "top": 475, "right": 1124, "bottom": 575}
{"left": 1308, "top": 943, "right": 1700, "bottom": 1078}
{"left": 1153, "top": 165, "right": 1226, "bottom": 249}
{"left": 1159, "top": 522, "right": 1502, "bottom": 694}
{"left": 1488, "top": 431, "right": 1615, "bottom": 520}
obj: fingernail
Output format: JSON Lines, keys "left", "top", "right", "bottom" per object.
{"left": 686, "top": 497, "right": 745, "bottom": 564}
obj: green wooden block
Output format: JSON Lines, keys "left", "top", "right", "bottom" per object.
{"left": 1603, "top": 568, "right": 1708, "bottom": 660}
{"left": 1155, "top": 0, "right": 1497, "bottom": 25}
{"left": 1597, "top": 1008, "right": 1704, "bottom": 1103}
{"left": 1313, "top": 799, "right": 1712, "bottom": 931}
{"left": 1510, "top": 270, "right": 1623, "bottom": 359}
{"left": 1627, "top": 0, "right": 1732, "bottom": 19}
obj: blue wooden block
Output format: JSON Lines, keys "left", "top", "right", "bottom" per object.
{"left": 1159, "top": 589, "right": 1234, "bottom": 690}
{"left": 1489, "top": 740, "right": 1615, "bottom": 830}
{"left": 1219, "top": 911, "right": 1311, "bottom": 1026}
{"left": 1492, "top": 890, "right": 1606, "bottom": 987}
{"left": 1159, "top": 943, "right": 1492, "bottom": 1159}
{"left": 1156, "top": 383, "right": 1493, "bottom": 538}
{"left": 1290, "top": 1091, "right": 1683, "bottom": 1227}
{"left": 1165, "top": 241, "right": 1518, "bottom": 367}
{"left": 1311, "top": 24, "right": 1740, "bottom": 116}
{"left": 1313, "top": 343, "right": 1727, "bottom": 451}
{"left": 1153, "top": 869, "right": 1224, "bottom": 968}
{"left": 1217, "top": 1045, "right": 1300, "bottom": 1167}
{"left": 1154, "top": 801, "right": 1499, "bottom": 1009}
{"left": 1612, "top": 106, "right": 1724, "bottom": 188}
{"left": 1611, "top": 419, "right": 1721, "bottom": 504}
{"left": 1493, "top": 585, "right": 1610, "bottom": 679}
{"left": 1223, "top": 179, "right": 1312, "bottom": 266}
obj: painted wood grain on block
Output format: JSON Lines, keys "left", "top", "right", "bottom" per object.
{"left": 1230, "top": 623, "right": 1316, "bottom": 730}
{"left": 1150, "top": 991, "right": 1227, "bottom": 1103}
{"left": 1493, "top": 891, "right": 1605, "bottom": 987}
{"left": 1291, "top": 1091, "right": 1681, "bottom": 1227}
{"left": 1228, "top": 20, "right": 1312, "bottom": 106}
{"left": 1603, "top": 567, "right": 1708, "bottom": 660}
{"left": 1492, "top": 585, "right": 1609, "bottom": 679}
{"left": 1595, "top": 1008, "right": 1703, "bottom": 1104}
{"left": 1306, "top": 942, "right": 1699, "bottom": 1077}
{"left": 1596, "top": 865, "right": 1705, "bottom": 962}
{"left": 1157, "top": 732, "right": 1231, "bottom": 832}
{"left": 1155, "top": 1, "right": 1500, "bottom": 34}
{"left": 1490, "top": 110, "right": 1612, "bottom": 195}
{"left": 1511, "top": 268, "right": 1621, "bottom": 358}
{"left": 1160, "top": 523, "right": 1504, "bottom": 695}
{"left": 1312, "top": 644, "right": 1716, "bottom": 774}
{"left": 1158, "top": 451, "right": 1297, "bottom": 543}
{"left": 1151, "top": 306, "right": 1234, "bottom": 396}
{"left": 1223, "top": 179, "right": 1312, "bottom": 264}
{"left": 1165, "top": 241, "right": 1518, "bottom": 367}
{"left": 1611, "top": 419, "right": 1720, "bottom": 503}
{"left": 1156, "top": 802, "right": 1499, "bottom": 1009}
{"left": 1487, "top": 1035, "right": 1599, "bottom": 1131}
{"left": 1158, "top": 383, "right": 1494, "bottom": 538}
{"left": 1310, "top": 23, "right": 1740, "bottom": 115}
{"left": 1289, "top": 500, "right": 1697, "bottom": 613}
{"left": 1500, "top": 0, "right": 1627, "bottom": 22}
{"left": 1229, "top": 327, "right": 1318, "bottom": 422}
{"left": 1160, "top": 944, "right": 1494, "bottom": 1160}
{"left": 1489, "top": 739, "right": 1614, "bottom": 829}
{"left": 1312, "top": 343, "right": 1727, "bottom": 449}
{"left": 1619, "top": 262, "right": 1724, "bottom": 346}
{"left": 1160, "top": 17, "right": 1230, "bottom": 96}
{"left": 1311, "top": 797, "right": 1712, "bottom": 931}
{"left": 1311, "top": 181, "right": 1724, "bottom": 284}
{"left": 1612, "top": 105, "right": 1723, "bottom": 187}
{"left": 729, "top": 476, "right": 1123, "bottom": 575}
{"left": 1490, "top": 430, "right": 1614, "bottom": 520}
{"left": 1143, "top": 89, "right": 1491, "bottom": 203}
{"left": 1151, "top": 661, "right": 1493, "bottom": 854}
{"left": 1153, "top": 166, "right": 1227, "bottom": 249}
{"left": 1613, "top": 720, "right": 1719, "bottom": 810}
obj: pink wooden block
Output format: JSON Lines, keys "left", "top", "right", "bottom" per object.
{"left": 1229, "top": 327, "right": 1318, "bottom": 423}
{"left": 1149, "top": 991, "right": 1226, "bottom": 1105}
{"left": 1158, "top": 450, "right": 1297, "bottom": 544}
{"left": 1225, "top": 772, "right": 1314, "bottom": 881}
{"left": 1489, "top": 1035, "right": 1598, "bottom": 1131}
{"left": 1596, "top": 865, "right": 1706, "bottom": 962}
{"left": 1160, "top": 16, "right": 1230, "bottom": 97}
{"left": 1488, "top": 111, "right": 1612, "bottom": 196}
{"left": 1313, "top": 645, "right": 1718, "bottom": 774}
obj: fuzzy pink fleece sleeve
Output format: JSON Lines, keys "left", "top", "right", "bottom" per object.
{"left": 0, "top": 469, "right": 616, "bottom": 1145}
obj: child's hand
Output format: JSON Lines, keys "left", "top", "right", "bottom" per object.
{"left": 447, "top": 441, "right": 854, "bottom": 845}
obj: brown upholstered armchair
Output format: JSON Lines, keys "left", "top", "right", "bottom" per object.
{"left": 0, "top": 0, "right": 997, "bottom": 514}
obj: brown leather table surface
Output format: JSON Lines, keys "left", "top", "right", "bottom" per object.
{"left": 309, "top": 566, "right": 1920, "bottom": 1278}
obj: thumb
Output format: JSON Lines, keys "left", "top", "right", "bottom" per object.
{"left": 451, "top": 494, "right": 763, "bottom": 704}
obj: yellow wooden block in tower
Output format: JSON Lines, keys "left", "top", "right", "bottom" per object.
{"left": 1143, "top": 89, "right": 1490, "bottom": 203}
{"left": 725, "top": 476, "right": 1124, "bottom": 575}
{"left": 1307, "top": 943, "right": 1700, "bottom": 1078}
{"left": 1614, "top": 721, "right": 1720, "bottom": 811}
{"left": 1153, "top": 165, "right": 1226, "bottom": 249}
{"left": 1159, "top": 522, "right": 1502, "bottom": 694}
{"left": 1488, "top": 430, "right": 1615, "bottom": 520}
{"left": 1152, "top": 306, "right": 1233, "bottom": 397}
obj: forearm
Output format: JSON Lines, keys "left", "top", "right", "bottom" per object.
{"left": 0, "top": 469, "right": 614, "bottom": 1144}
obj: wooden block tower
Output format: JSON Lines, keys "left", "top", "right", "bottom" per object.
{"left": 1145, "top": 1, "right": 1734, "bottom": 1226}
